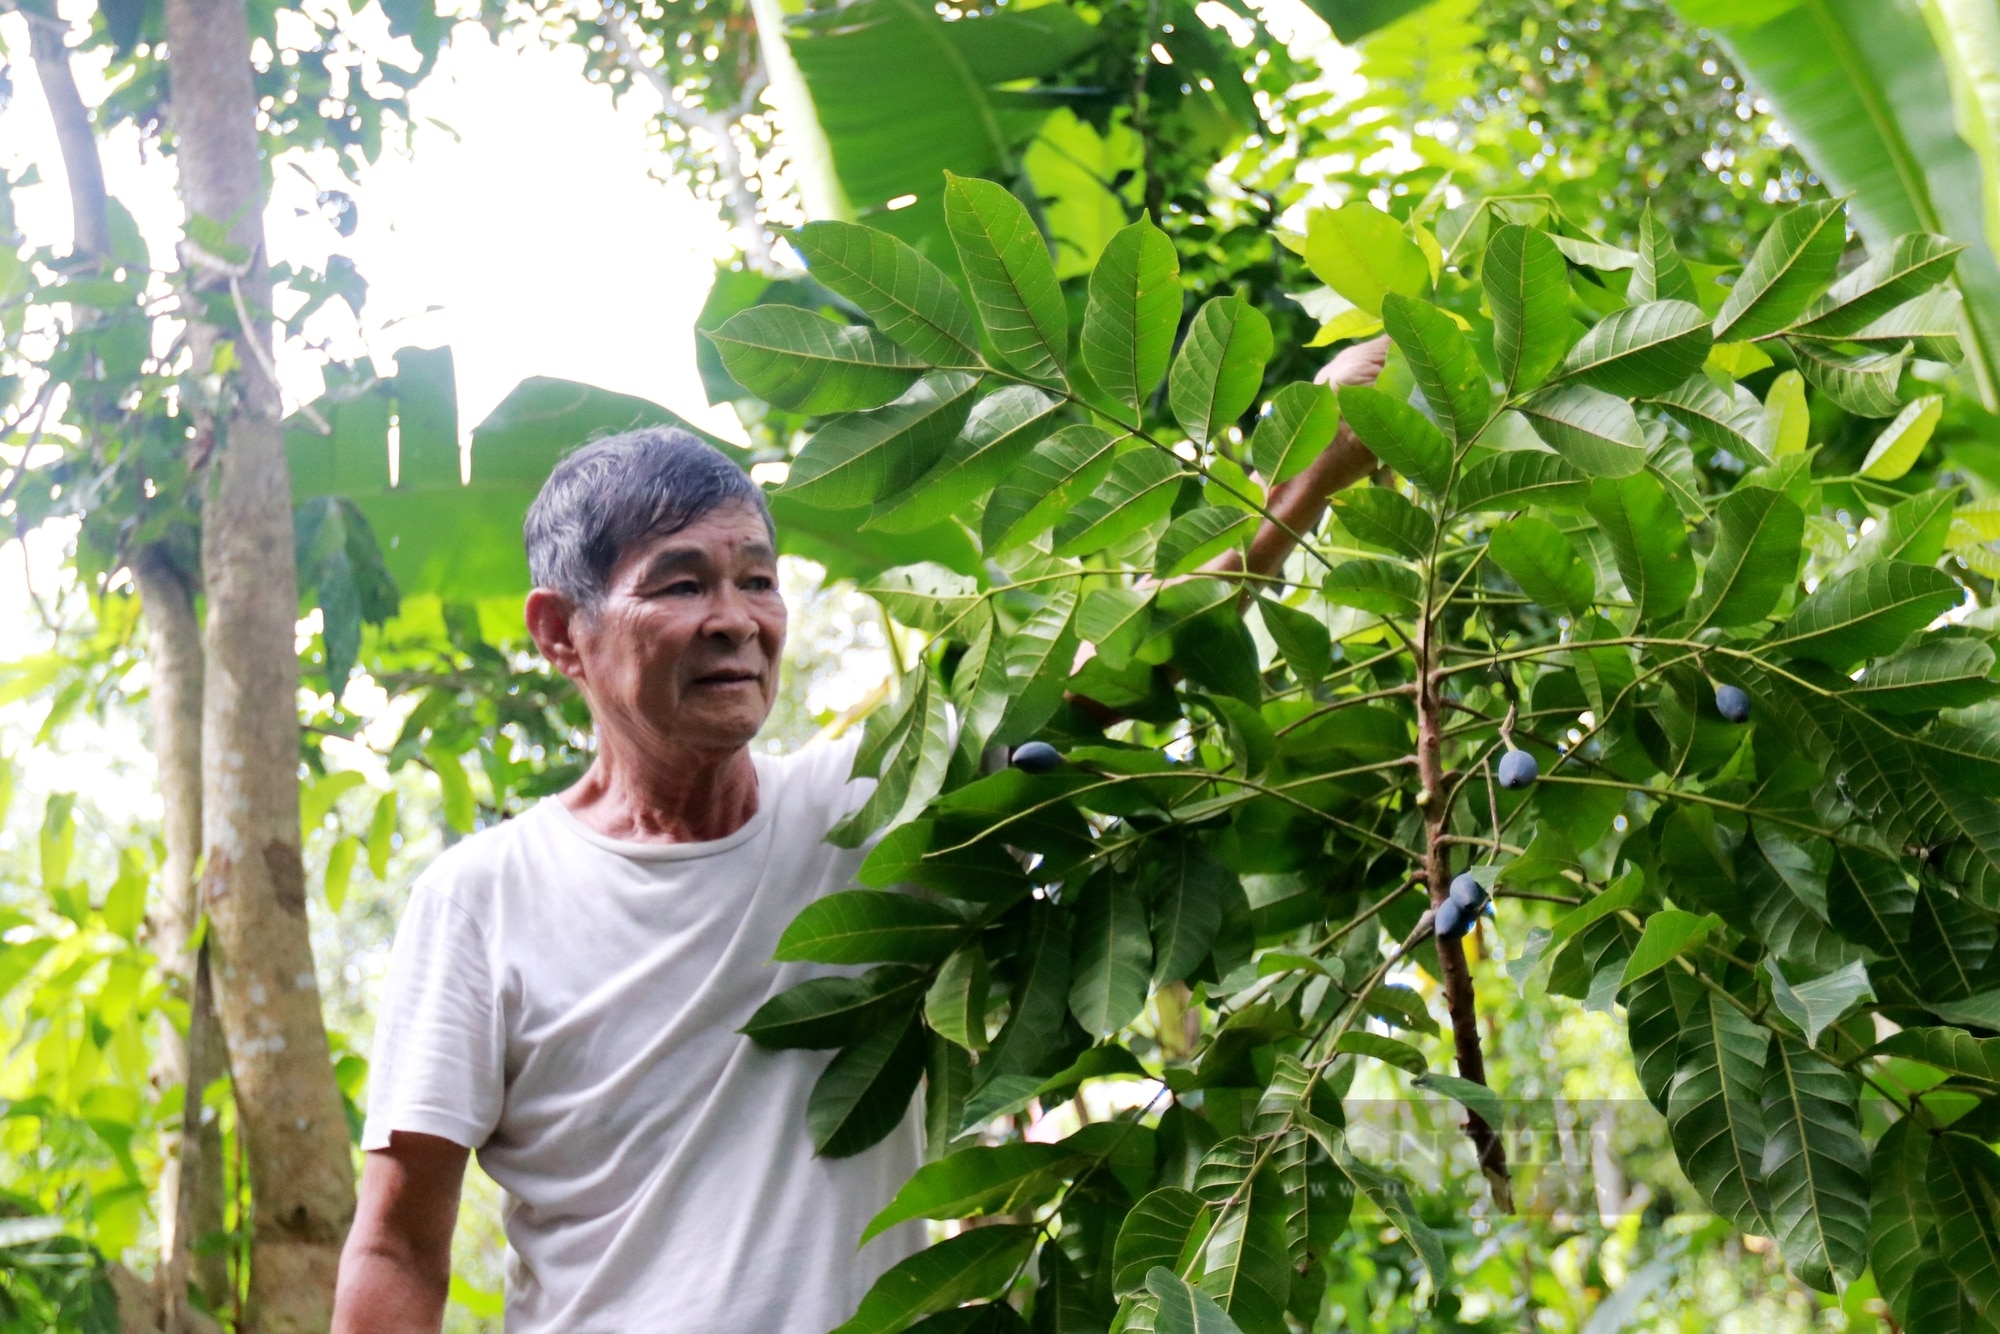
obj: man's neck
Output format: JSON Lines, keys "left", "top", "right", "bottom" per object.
{"left": 559, "top": 742, "right": 760, "bottom": 844}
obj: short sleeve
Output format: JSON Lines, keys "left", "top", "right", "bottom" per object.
{"left": 360, "top": 884, "right": 505, "bottom": 1152}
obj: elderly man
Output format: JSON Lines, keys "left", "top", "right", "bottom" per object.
{"left": 332, "top": 341, "right": 1386, "bottom": 1333}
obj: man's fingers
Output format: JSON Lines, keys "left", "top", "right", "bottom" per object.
{"left": 1315, "top": 333, "right": 1391, "bottom": 388}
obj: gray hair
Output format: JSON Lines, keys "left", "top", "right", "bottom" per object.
{"left": 524, "top": 426, "right": 773, "bottom": 608}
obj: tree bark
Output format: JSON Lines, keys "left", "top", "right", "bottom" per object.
{"left": 27, "top": 19, "right": 233, "bottom": 1327}
{"left": 134, "top": 550, "right": 231, "bottom": 1326}
{"left": 164, "top": 3, "right": 356, "bottom": 1329}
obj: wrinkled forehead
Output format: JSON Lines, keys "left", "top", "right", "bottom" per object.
{"left": 610, "top": 503, "right": 780, "bottom": 584}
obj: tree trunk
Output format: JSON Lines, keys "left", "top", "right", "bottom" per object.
{"left": 133, "top": 550, "right": 231, "bottom": 1326}
{"left": 164, "top": 4, "right": 356, "bottom": 1330}
{"left": 26, "top": 19, "right": 233, "bottom": 1328}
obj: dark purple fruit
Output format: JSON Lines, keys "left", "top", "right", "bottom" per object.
{"left": 1011, "top": 741, "right": 1063, "bottom": 774}
{"left": 1449, "top": 871, "right": 1487, "bottom": 912}
{"left": 1497, "top": 748, "right": 1539, "bottom": 790}
{"left": 1715, "top": 684, "right": 1752, "bottom": 724}
{"left": 1434, "top": 897, "right": 1466, "bottom": 940}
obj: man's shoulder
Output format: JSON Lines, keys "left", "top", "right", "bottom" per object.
{"left": 767, "top": 732, "right": 867, "bottom": 810}
{"left": 408, "top": 805, "right": 558, "bottom": 914}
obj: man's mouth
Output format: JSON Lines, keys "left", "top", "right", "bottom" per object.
{"left": 692, "top": 669, "right": 761, "bottom": 688}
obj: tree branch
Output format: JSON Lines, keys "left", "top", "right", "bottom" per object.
{"left": 599, "top": 8, "right": 781, "bottom": 276}
{"left": 22, "top": 6, "right": 109, "bottom": 261}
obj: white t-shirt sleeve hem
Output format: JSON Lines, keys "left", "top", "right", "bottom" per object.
{"left": 360, "top": 1106, "right": 493, "bottom": 1153}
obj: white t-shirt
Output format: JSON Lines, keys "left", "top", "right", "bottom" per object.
{"left": 362, "top": 736, "right": 925, "bottom": 1332}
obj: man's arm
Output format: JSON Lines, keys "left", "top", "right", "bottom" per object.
{"left": 1217, "top": 335, "right": 1390, "bottom": 584}
{"left": 333, "top": 1132, "right": 469, "bottom": 1334}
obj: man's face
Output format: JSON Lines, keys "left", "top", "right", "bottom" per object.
{"left": 538, "top": 504, "right": 787, "bottom": 756}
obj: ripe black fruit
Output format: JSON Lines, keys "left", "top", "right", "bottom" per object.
{"left": 1449, "top": 872, "right": 1487, "bottom": 912}
{"left": 1011, "top": 741, "right": 1063, "bottom": 774}
{"left": 1434, "top": 897, "right": 1466, "bottom": 940}
{"left": 1715, "top": 684, "right": 1752, "bottom": 724}
{"left": 1497, "top": 748, "right": 1539, "bottom": 790}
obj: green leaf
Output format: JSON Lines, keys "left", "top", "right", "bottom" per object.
{"left": 743, "top": 964, "right": 927, "bottom": 1049}
{"left": 1382, "top": 293, "right": 1492, "bottom": 444}
{"left": 1148, "top": 842, "right": 1232, "bottom": 985}
{"left": 1321, "top": 560, "right": 1421, "bottom": 617}
{"left": 1771, "top": 560, "right": 1962, "bottom": 670}
{"left": 427, "top": 746, "right": 475, "bottom": 835}
{"left": 1847, "top": 490, "right": 1958, "bottom": 571}
{"left": 1620, "top": 909, "right": 1721, "bottom": 985}
{"left": 1624, "top": 966, "right": 1701, "bottom": 1115}
{"left": 1859, "top": 395, "right": 1945, "bottom": 481}
{"left": 1666, "top": 988, "right": 1772, "bottom": 1235}
{"left": 1649, "top": 375, "right": 1768, "bottom": 465}
{"left": 1171, "top": 295, "right": 1274, "bottom": 446}
{"left": 1870, "top": 1117, "right": 1947, "bottom": 1332}
{"left": 1520, "top": 384, "right": 1648, "bottom": 477}
{"left": 1257, "top": 598, "right": 1331, "bottom": 687}
{"left": 1302, "top": 203, "right": 1429, "bottom": 316}
{"left": 1147, "top": 1267, "right": 1244, "bottom": 1334}
{"left": 1082, "top": 218, "right": 1182, "bottom": 414}
{"left": 1078, "top": 587, "right": 1152, "bottom": 669}
{"left": 1557, "top": 300, "right": 1712, "bottom": 398}
{"left": 366, "top": 791, "right": 397, "bottom": 878}
{"left": 1844, "top": 639, "right": 1999, "bottom": 714}
{"left": 1332, "top": 487, "right": 1433, "bottom": 560}
{"left": 1412, "top": 1072, "right": 1504, "bottom": 1131}
{"left": 784, "top": 372, "right": 982, "bottom": 510}
{"left": 1874, "top": 1026, "right": 2000, "bottom": 1083}
{"left": 1113, "top": 1189, "right": 1211, "bottom": 1298}
{"left": 1054, "top": 449, "right": 1184, "bottom": 557}
{"left": 1713, "top": 198, "right": 1849, "bottom": 341}
{"left": 926, "top": 946, "right": 990, "bottom": 1052}
{"left": 323, "top": 836, "right": 357, "bottom": 914}
{"left": 793, "top": 221, "right": 983, "bottom": 367}
{"left": 705, "top": 305, "right": 924, "bottom": 413}
{"left": 1030, "top": 1244, "right": 1105, "bottom": 1334}
{"left": 1484, "top": 222, "right": 1572, "bottom": 392}
{"left": 1930, "top": 1134, "right": 2000, "bottom": 1319}
{"left": 1331, "top": 1031, "right": 1426, "bottom": 1075}
{"left": 830, "top": 669, "right": 956, "bottom": 846}
{"left": 977, "top": 904, "right": 1073, "bottom": 1085}
{"left": 994, "top": 582, "right": 1081, "bottom": 748}
{"left": 775, "top": 890, "right": 970, "bottom": 965}
{"left": 862, "top": 1142, "right": 1066, "bottom": 1243}
{"left": 867, "top": 563, "right": 983, "bottom": 636}
{"left": 1631, "top": 206, "right": 1697, "bottom": 304}
{"left": 1155, "top": 506, "right": 1256, "bottom": 578}
{"left": 1453, "top": 450, "right": 1589, "bottom": 512}
{"left": 1687, "top": 485, "right": 1804, "bottom": 630}
{"left": 1196, "top": 1160, "right": 1291, "bottom": 1334}
{"left": 810, "top": 1009, "right": 929, "bottom": 1158}
{"left": 1764, "top": 958, "right": 1874, "bottom": 1048}
{"left": 982, "top": 424, "right": 1120, "bottom": 552}
{"left": 1761, "top": 1035, "right": 1870, "bottom": 1291}
{"left": 1795, "top": 233, "right": 1964, "bottom": 336}
{"left": 1485, "top": 515, "right": 1593, "bottom": 617}
{"left": 944, "top": 173, "right": 1069, "bottom": 383}
{"left": 1337, "top": 384, "right": 1452, "bottom": 496}
{"left": 872, "top": 386, "right": 1061, "bottom": 531}
{"left": 1585, "top": 471, "right": 1696, "bottom": 623}
{"left": 833, "top": 1225, "right": 1039, "bottom": 1334}
{"left": 1794, "top": 342, "right": 1910, "bottom": 417}
{"left": 1250, "top": 382, "right": 1340, "bottom": 485}
{"left": 1330, "top": 1145, "right": 1450, "bottom": 1288}
{"left": 1070, "top": 872, "right": 1153, "bottom": 1037}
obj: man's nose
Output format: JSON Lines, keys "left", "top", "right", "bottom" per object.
{"left": 704, "top": 587, "right": 760, "bottom": 645}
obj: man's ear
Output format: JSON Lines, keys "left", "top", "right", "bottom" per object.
{"left": 526, "top": 588, "right": 587, "bottom": 682}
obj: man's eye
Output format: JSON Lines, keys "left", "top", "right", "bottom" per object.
{"left": 744, "top": 576, "right": 776, "bottom": 592}
{"left": 662, "top": 580, "right": 702, "bottom": 597}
